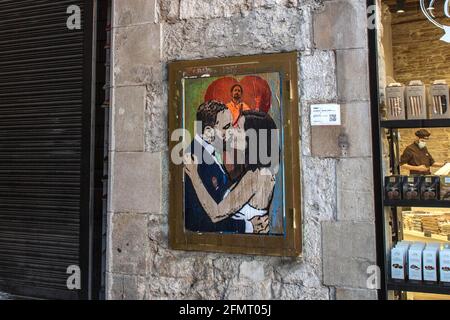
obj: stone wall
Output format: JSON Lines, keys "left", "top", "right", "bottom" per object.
{"left": 107, "top": 0, "right": 377, "bottom": 300}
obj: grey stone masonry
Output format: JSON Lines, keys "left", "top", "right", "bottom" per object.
{"left": 107, "top": 0, "right": 378, "bottom": 300}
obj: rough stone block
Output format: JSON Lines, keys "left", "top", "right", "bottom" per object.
{"left": 322, "top": 221, "right": 376, "bottom": 289}
{"left": 300, "top": 100, "right": 312, "bottom": 157}
{"left": 145, "top": 81, "right": 168, "bottom": 153}
{"left": 111, "top": 152, "right": 161, "bottom": 213}
{"left": 271, "top": 282, "right": 330, "bottom": 300}
{"left": 114, "top": 0, "right": 157, "bottom": 27}
{"left": 239, "top": 261, "right": 265, "bottom": 282}
{"left": 107, "top": 272, "right": 123, "bottom": 300}
{"left": 337, "top": 157, "right": 375, "bottom": 221}
{"left": 311, "top": 102, "right": 372, "bottom": 158}
{"left": 336, "top": 48, "right": 369, "bottom": 102}
{"left": 340, "top": 102, "right": 372, "bottom": 157}
{"left": 302, "top": 215, "right": 323, "bottom": 269}
{"left": 337, "top": 158, "right": 373, "bottom": 193}
{"left": 337, "top": 190, "right": 374, "bottom": 222}
{"left": 310, "top": 125, "right": 341, "bottom": 158}
{"left": 122, "top": 275, "right": 148, "bottom": 299}
{"left": 114, "top": 24, "right": 161, "bottom": 85}
{"left": 273, "top": 261, "right": 323, "bottom": 288}
{"left": 147, "top": 276, "right": 195, "bottom": 300}
{"left": 163, "top": 6, "right": 311, "bottom": 60}
{"left": 302, "top": 156, "right": 337, "bottom": 221}
{"left": 179, "top": 0, "right": 249, "bottom": 19}
{"left": 314, "top": 0, "right": 368, "bottom": 50}
{"left": 159, "top": 0, "right": 181, "bottom": 23}
{"left": 110, "top": 213, "right": 149, "bottom": 275}
{"left": 335, "top": 287, "right": 378, "bottom": 300}
{"left": 300, "top": 50, "right": 337, "bottom": 101}
{"left": 113, "top": 86, "right": 146, "bottom": 152}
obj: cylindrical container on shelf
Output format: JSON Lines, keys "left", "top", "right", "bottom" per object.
{"left": 385, "top": 83, "right": 406, "bottom": 120}
{"left": 406, "top": 80, "right": 427, "bottom": 120}
{"left": 429, "top": 80, "right": 450, "bottom": 119}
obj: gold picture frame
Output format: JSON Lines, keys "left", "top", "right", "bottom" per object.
{"left": 168, "top": 52, "right": 302, "bottom": 257}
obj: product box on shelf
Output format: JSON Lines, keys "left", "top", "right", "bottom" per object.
{"left": 440, "top": 176, "right": 450, "bottom": 200}
{"left": 406, "top": 81, "right": 427, "bottom": 120}
{"left": 403, "top": 176, "right": 422, "bottom": 200}
{"left": 423, "top": 243, "right": 440, "bottom": 282}
{"left": 429, "top": 80, "right": 449, "bottom": 119}
{"left": 385, "top": 83, "right": 406, "bottom": 120}
{"left": 408, "top": 242, "right": 425, "bottom": 281}
{"left": 420, "top": 176, "right": 440, "bottom": 200}
{"left": 440, "top": 246, "right": 450, "bottom": 283}
{"left": 391, "top": 241, "right": 411, "bottom": 280}
{"left": 385, "top": 175, "right": 404, "bottom": 200}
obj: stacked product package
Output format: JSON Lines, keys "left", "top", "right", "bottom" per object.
{"left": 384, "top": 80, "right": 449, "bottom": 120}
{"left": 391, "top": 242, "right": 450, "bottom": 283}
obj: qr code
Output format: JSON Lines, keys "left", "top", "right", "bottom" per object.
{"left": 329, "top": 114, "right": 337, "bottom": 122}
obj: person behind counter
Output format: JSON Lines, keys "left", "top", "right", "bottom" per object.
{"left": 400, "top": 129, "right": 447, "bottom": 175}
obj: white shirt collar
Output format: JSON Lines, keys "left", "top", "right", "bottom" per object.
{"left": 195, "top": 134, "right": 215, "bottom": 156}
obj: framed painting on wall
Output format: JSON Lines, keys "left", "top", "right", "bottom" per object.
{"left": 168, "top": 52, "right": 301, "bottom": 256}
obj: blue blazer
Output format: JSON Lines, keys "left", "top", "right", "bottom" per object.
{"left": 184, "top": 138, "right": 245, "bottom": 233}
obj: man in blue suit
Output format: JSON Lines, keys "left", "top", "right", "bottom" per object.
{"left": 184, "top": 100, "right": 245, "bottom": 233}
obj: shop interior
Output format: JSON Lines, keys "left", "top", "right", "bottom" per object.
{"left": 378, "top": 0, "right": 450, "bottom": 300}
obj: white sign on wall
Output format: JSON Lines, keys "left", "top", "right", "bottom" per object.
{"left": 420, "top": 0, "right": 450, "bottom": 43}
{"left": 310, "top": 104, "right": 341, "bottom": 126}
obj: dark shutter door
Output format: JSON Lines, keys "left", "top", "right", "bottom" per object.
{"left": 0, "top": 0, "right": 94, "bottom": 299}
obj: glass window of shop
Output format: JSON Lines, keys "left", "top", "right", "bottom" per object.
{"left": 376, "top": 0, "right": 450, "bottom": 301}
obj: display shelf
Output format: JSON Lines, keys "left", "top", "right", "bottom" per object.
{"left": 381, "top": 119, "right": 450, "bottom": 129}
{"left": 403, "top": 229, "right": 450, "bottom": 243}
{"left": 384, "top": 199, "right": 450, "bottom": 208}
{"left": 387, "top": 279, "right": 450, "bottom": 295}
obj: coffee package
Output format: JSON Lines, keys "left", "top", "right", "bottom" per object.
{"left": 423, "top": 243, "right": 440, "bottom": 282}
{"left": 408, "top": 242, "right": 425, "bottom": 281}
{"left": 440, "top": 176, "right": 450, "bottom": 200}
{"left": 385, "top": 176, "right": 403, "bottom": 200}
{"left": 403, "top": 176, "right": 421, "bottom": 200}
{"left": 439, "top": 246, "right": 450, "bottom": 283}
{"left": 420, "top": 176, "right": 440, "bottom": 200}
{"left": 391, "top": 242, "right": 411, "bottom": 280}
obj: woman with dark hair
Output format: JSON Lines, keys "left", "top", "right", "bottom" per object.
{"left": 184, "top": 110, "right": 279, "bottom": 234}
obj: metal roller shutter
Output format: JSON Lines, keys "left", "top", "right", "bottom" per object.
{"left": 0, "top": 0, "right": 94, "bottom": 299}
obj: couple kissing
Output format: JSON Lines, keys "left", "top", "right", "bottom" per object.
{"left": 184, "top": 100, "right": 279, "bottom": 235}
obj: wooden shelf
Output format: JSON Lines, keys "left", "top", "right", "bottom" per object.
{"left": 388, "top": 279, "right": 450, "bottom": 295}
{"left": 381, "top": 119, "right": 450, "bottom": 128}
{"left": 384, "top": 199, "right": 450, "bottom": 208}
{"left": 403, "top": 229, "right": 450, "bottom": 243}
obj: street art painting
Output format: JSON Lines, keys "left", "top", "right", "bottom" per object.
{"left": 169, "top": 53, "right": 302, "bottom": 256}
{"left": 183, "top": 73, "right": 284, "bottom": 235}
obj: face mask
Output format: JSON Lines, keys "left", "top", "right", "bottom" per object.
{"left": 418, "top": 141, "right": 427, "bottom": 149}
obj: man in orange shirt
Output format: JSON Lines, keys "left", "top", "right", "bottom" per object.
{"left": 226, "top": 84, "right": 250, "bottom": 126}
